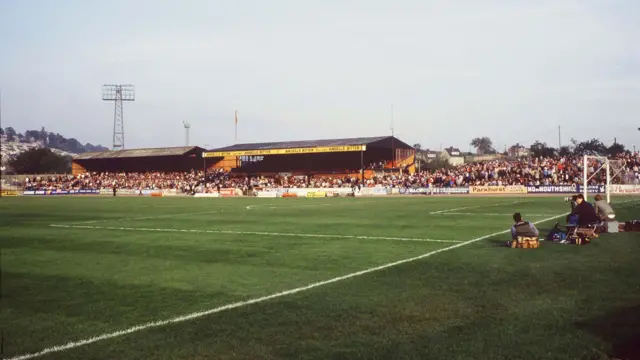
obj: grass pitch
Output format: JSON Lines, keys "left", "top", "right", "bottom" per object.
{"left": 1, "top": 195, "right": 640, "bottom": 360}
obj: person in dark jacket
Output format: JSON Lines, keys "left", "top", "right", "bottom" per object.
{"left": 566, "top": 194, "right": 579, "bottom": 225}
{"left": 569, "top": 194, "right": 599, "bottom": 226}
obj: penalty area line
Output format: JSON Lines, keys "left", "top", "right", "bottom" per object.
{"left": 11, "top": 212, "right": 569, "bottom": 360}
{"left": 48, "top": 224, "right": 463, "bottom": 243}
{"left": 428, "top": 200, "right": 531, "bottom": 214}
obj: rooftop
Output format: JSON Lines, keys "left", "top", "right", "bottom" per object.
{"left": 74, "top": 146, "right": 204, "bottom": 160}
{"left": 210, "top": 136, "right": 410, "bottom": 152}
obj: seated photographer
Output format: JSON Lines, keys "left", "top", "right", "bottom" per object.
{"left": 566, "top": 195, "right": 579, "bottom": 225}
{"left": 569, "top": 194, "right": 599, "bottom": 226}
{"left": 569, "top": 194, "right": 578, "bottom": 211}
{"left": 511, "top": 213, "right": 539, "bottom": 239}
{"left": 593, "top": 194, "right": 615, "bottom": 221}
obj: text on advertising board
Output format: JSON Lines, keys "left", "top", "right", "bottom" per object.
{"left": 610, "top": 184, "right": 640, "bottom": 194}
{"left": 430, "top": 187, "right": 470, "bottom": 194}
{"left": 469, "top": 185, "right": 526, "bottom": 194}
{"left": 203, "top": 145, "right": 367, "bottom": 158}
{"left": 526, "top": 185, "right": 576, "bottom": 193}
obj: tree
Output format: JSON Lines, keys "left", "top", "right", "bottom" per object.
{"left": 40, "top": 127, "right": 47, "bottom": 145}
{"left": 4, "top": 127, "right": 108, "bottom": 153}
{"left": 85, "top": 143, "right": 109, "bottom": 152}
{"left": 47, "top": 133, "right": 61, "bottom": 148}
{"left": 573, "top": 138, "right": 608, "bottom": 156}
{"left": 470, "top": 137, "right": 495, "bottom": 155}
{"left": 62, "top": 138, "right": 85, "bottom": 153}
{"left": 0, "top": 127, "right": 4, "bottom": 135}
{"left": 529, "top": 141, "right": 556, "bottom": 158}
{"left": 558, "top": 146, "right": 572, "bottom": 157}
{"left": 423, "top": 158, "right": 452, "bottom": 170}
{"left": 4, "top": 127, "right": 16, "bottom": 141}
{"left": 9, "top": 148, "right": 71, "bottom": 174}
{"left": 607, "top": 142, "right": 626, "bottom": 156}
{"left": 24, "top": 130, "right": 42, "bottom": 142}
{"left": 413, "top": 143, "right": 422, "bottom": 150}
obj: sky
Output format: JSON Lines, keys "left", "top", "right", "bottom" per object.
{"left": 1, "top": 0, "right": 639, "bottom": 152}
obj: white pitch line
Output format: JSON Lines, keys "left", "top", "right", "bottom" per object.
{"left": 11, "top": 212, "right": 569, "bottom": 360}
{"left": 68, "top": 209, "right": 233, "bottom": 225}
{"left": 436, "top": 198, "right": 638, "bottom": 217}
{"left": 245, "top": 200, "right": 379, "bottom": 211}
{"left": 48, "top": 224, "right": 462, "bottom": 243}
{"left": 246, "top": 203, "right": 332, "bottom": 210}
{"left": 428, "top": 200, "right": 531, "bottom": 214}
{"left": 434, "top": 212, "right": 553, "bottom": 217}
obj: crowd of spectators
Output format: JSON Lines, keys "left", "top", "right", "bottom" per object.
{"left": 14, "top": 153, "right": 640, "bottom": 193}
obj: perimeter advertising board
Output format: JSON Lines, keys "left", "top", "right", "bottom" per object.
{"left": 469, "top": 185, "right": 527, "bottom": 194}
{"left": 283, "top": 188, "right": 353, "bottom": 196}
{"left": 356, "top": 187, "right": 389, "bottom": 196}
{"left": 194, "top": 193, "right": 220, "bottom": 198}
{"left": 23, "top": 189, "right": 100, "bottom": 195}
{"left": 526, "top": 185, "right": 577, "bottom": 193}
{"left": 430, "top": 187, "right": 470, "bottom": 194}
{"left": 400, "top": 187, "right": 470, "bottom": 195}
{"left": 218, "top": 188, "right": 237, "bottom": 197}
{"left": 576, "top": 185, "right": 606, "bottom": 194}
{"left": 610, "top": 184, "right": 640, "bottom": 194}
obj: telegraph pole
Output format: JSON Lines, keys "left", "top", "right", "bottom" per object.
{"left": 558, "top": 125, "right": 561, "bottom": 149}
{"left": 183, "top": 121, "right": 191, "bottom": 146}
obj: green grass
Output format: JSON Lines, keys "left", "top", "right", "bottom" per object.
{"left": 1, "top": 195, "right": 639, "bottom": 360}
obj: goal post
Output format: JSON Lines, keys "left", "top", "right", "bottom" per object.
{"left": 582, "top": 155, "right": 628, "bottom": 203}
{"left": 582, "top": 155, "right": 610, "bottom": 203}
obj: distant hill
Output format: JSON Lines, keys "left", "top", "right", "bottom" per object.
{"left": 1, "top": 127, "right": 108, "bottom": 170}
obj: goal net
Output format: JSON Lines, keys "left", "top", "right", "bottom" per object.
{"left": 582, "top": 155, "right": 638, "bottom": 202}
{"left": 610, "top": 159, "right": 636, "bottom": 185}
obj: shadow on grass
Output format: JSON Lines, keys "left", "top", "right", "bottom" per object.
{"left": 487, "top": 238, "right": 509, "bottom": 247}
{"left": 576, "top": 305, "right": 640, "bottom": 360}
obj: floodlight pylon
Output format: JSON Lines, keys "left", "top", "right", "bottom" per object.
{"left": 102, "top": 84, "right": 135, "bottom": 150}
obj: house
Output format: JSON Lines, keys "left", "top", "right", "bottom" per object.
{"left": 441, "top": 147, "right": 465, "bottom": 166}
{"left": 445, "top": 147, "right": 461, "bottom": 157}
{"left": 508, "top": 144, "right": 530, "bottom": 157}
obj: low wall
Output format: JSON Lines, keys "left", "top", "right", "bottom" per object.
{"left": 7, "top": 184, "right": 640, "bottom": 197}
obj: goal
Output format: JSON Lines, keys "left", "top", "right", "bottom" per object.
{"left": 582, "top": 155, "right": 629, "bottom": 203}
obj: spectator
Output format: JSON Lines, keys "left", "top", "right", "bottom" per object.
{"left": 18, "top": 152, "right": 640, "bottom": 192}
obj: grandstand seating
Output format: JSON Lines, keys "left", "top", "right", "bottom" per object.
{"left": 15, "top": 153, "right": 640, "bottom": 193}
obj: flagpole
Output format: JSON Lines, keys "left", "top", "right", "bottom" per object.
{"left": 391, "top": 103, "right": 395, "bottom": 169}
{"left": 234, "top": 109, "right": 238, "bottom": 143}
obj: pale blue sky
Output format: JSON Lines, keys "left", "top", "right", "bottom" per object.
{"left": 1, "top": 0, "right": 638, "bottom": 151}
